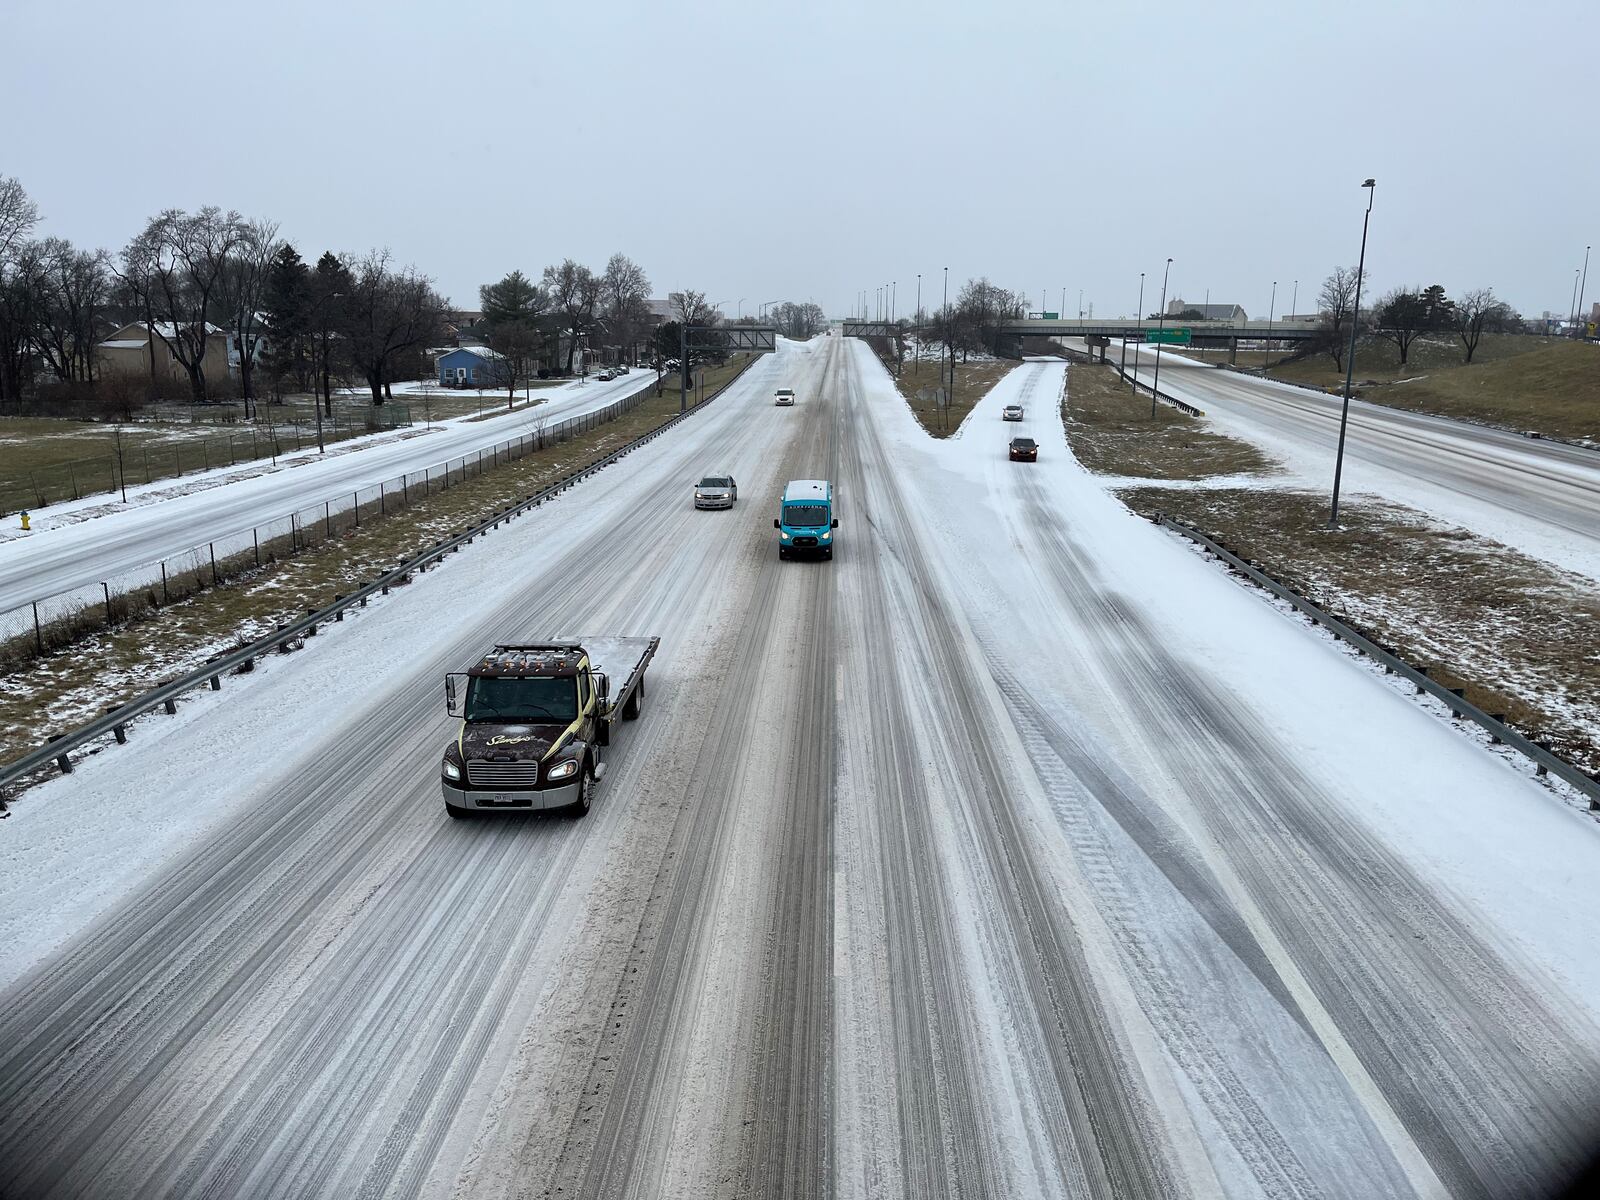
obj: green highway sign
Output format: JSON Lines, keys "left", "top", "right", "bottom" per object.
{"left": 1143, "top": 328, "right": 1192, "bottom": 346}
{"left": 1041, "top": 311, "right": 1059, "bottom": 320}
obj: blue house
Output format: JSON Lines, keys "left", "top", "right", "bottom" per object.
{"left": 437, "top": 346, "right": 512, "bottom": 388}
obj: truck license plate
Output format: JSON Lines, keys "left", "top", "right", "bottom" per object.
{"left": 483, "top": 792, "right": 527, "bottom": 806}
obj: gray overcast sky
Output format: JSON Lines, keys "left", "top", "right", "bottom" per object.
{"left": 4, "top": 0, "right": 1595, "bottom": 320}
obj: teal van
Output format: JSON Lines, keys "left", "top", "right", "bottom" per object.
{"left": 774, "top": 479, "right": 838, "bottom": 560}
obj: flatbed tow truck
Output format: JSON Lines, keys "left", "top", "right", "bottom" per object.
{"left": 440, "top": 637, "right": 659, "bottom": 818}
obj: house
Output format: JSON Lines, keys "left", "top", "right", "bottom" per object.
{"left": 437, "top": 345, "right": 512, "bottom": 388}
{"left": 96, "top": 321, "right": 232, "bottom": 389}
{"left": 1164, "top": 300, "right": 1249, "bottom": 322}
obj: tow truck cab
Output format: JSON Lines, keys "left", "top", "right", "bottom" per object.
{"left": 774, "top": 478, "right": 838, "bottom": 560}
{"left": 439, "top": 638, "right": 657, "bottom": 818}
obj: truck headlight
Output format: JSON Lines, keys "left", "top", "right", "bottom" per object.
{"left": 442, "top": 759, "right": 461, "bottom": 782}
{"left": 547, "top": 759, "right": 579, "bottom": 781}
{"left": 820, "top": 530, "right": 831, "bottom": 540}
{"left": 780, "top": 530, "right": 790, "bottom": 540}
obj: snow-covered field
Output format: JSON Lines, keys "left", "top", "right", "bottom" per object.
{"left": 2, "top": 337, "right": 1597, "bottom": 1198}
{"left": 0, "top": 369, "right": 661, "bottom": 634}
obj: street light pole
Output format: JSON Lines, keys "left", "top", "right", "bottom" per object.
{"left": 1150, "top": 258, "right": 1172, "bottom": 418}
{"left": 942, "top": 266, "right": 950, "bottom": 412}
{"left": 1291, "top": 280, "right": 1298, "bottom": 320}
{"left": 1266, "top": 280, "right": 1277, "bottom": 370}
{"left": 1125, "top": 272, "right": 1144, "bottom": 390}
{"left": 1330, "top": 178, "right": 1377, "bottom": 528}
{"left": 1579, "top": 245, "right": 1592, "bottom": 335}
{"left": 915, "top": 274, "right": 922, "bottom": 374}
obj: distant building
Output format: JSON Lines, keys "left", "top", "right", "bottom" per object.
{"left": 437, "top": 345, "right": 511, "bottom": 388}
{"left": 1164, "top": 300, "right": 1248, "bottom": 322}
{"left": 96, "top": 321, "right": 232, "bottom": 390}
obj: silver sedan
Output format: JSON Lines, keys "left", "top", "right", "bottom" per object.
{"left": 694, "top": 475, "right": 738, "bottom": 509}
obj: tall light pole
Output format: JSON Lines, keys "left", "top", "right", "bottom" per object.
{"left": 1330, "top": 178, "right": 1377, "bottom": 528}
{"left": 915, "top": 274, "right": 922, "bottom": 374}
{"left": 1125, "top": 272, "right": 1144, "bottom": 390}
{"left": 1150, "top": 258, "right": 1173, "bottom": 418}
{"left": 1266, "top": 281, "right": 1277, "bottom": 370}
{"left": 1291, "top": 280, "right": 1299, "bottom": 319}
{"left": 891, "top": 281, "right": 897, "bottom": 323}
{"left": 1579, "top": 245, "right": 1592, "bottom": 335}
{"left": 942, "top": 266, "right": 950, "bottom": 418}
{"left": 1570, "top": 270, "right": 1582, "bottom": 332}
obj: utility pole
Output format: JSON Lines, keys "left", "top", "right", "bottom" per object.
{"left": 1330, "top": 179, "right": 1377, "bottom": 528}
{"left": 1579, "top": 245, "right": 1592, "bottom": 335}
{"left": 1151, "top": 258, "right": 1173, "bottom": 419}
{"left": 1125, "top": 272, "right": 1144, "bottom": 392}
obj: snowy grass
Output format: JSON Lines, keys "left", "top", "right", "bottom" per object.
{"left": 889, "top": 356, "right": 1018, "bottom": 437}
{"left": 1234, "top": 335, "right": 1597, "bottom": 442}
{"left": 1115, "top": 484, "right": 1600, "bottom": 774}
{"left": 1064, "top": 362, "right": 1274, "bottom": 481}
{"left": 0, "top": 402, "right": 409, "bottom": 515}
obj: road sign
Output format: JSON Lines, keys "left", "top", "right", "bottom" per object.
{"left": 1041, "top": 311, "right": 1059, "bottom": 320}
{"left": 1144, "top": 328, "right": 1192, "bottom": 346}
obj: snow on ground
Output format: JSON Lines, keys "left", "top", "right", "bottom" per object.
{"left": 0, "top": 352, "right": 782, "bottom": 992}
{"left": 1104, "top": 341, "right": 1600, "bottom": 583}
{"left": 863, "top": 346, "right": 1600, "bottom": 1013}
{"left": 0, "top": 370, "right": 662, "bottom": 634}
{"left": 0, "top": 372, "right": 652, "bottom": 541}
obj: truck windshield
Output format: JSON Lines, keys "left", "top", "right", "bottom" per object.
{"left": 783, "top": 504, "right": 829, "bottom": 528}
{"left": 465, "top": 676, "right": 578, "bottom": 723}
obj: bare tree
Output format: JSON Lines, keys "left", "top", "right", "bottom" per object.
{"left": 542, "top": 259, "right": 599, "bottom": 374}
{"left": 341, "top": 251, "right": 448, "bottom": 405}
{"left": 1451, "top": 287, "right": 1510, "bottom": 364}
{"left": 119, "top": 208, "right": 246, "bottom": 403}
{"left": 770, "top": 301, "right": 827, "bottom": 339}
{"left": 1371, "top": 286, "right": 1428, "bottom": 366}
{"left": 214, "top": 219, "right": 282, "bottom": 417}
{"left": 0, "top": 177, "right": 43, "bottom": 407}
{"left": 670, "top": 289, "right": 718, "bottom": 327}
{"left": 600, "top": 253, "right": 651, "bottom": 365}
{"left": 0, "top": 176, "right": 39, "bottom": 264}
{"left": 1317, "top": 265, "right": 1366, "bottom": 371}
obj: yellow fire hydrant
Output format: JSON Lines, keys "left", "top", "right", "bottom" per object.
{"left": 19, "top": 511, "right": 29, "bottom": 531}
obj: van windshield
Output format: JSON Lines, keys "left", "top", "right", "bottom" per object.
{"left": 783, "top": 504, "right": 829, "bottom": 528}
{"left": 465, "top": 675, "right": 577, "bottom": 723}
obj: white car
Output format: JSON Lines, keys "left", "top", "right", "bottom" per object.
{"left": 774, "top": 389, "right": 796, "bottom": 406}
{"left": 694, "top": 474, "right": 738, "bottom": 509}
{"left": 1002, "top": 405, "right": 1024, "bottom": 421}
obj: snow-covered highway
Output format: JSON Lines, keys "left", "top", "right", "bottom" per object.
{"left": 1110, "top": 342, "right": 1600, "bottom": 581}
{"left": 2, "top": 338, "right": 1598, "bottom": 1198}
{"left": 0, "top": 368, "right": 659, "bottom": 622}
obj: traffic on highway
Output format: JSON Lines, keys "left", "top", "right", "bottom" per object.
{"left": 3, "top": 335, "right": 1597, "bottom": 1199}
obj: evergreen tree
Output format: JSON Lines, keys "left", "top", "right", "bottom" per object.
{"left": 260, "top": 244, "right": 312, "bottom": 396}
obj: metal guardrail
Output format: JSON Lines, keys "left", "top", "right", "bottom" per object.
{"left": 1155, "top": 513, "right": 1600, "bottom": 809}
{"left": 0, "top": 356, "right": 759, "bottom": 796}
{"left": 1105, "top": 357, "right": 1205, "bottom": 417}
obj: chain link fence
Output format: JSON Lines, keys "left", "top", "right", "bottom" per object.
{"left": 0, "top": 406, "right": 414, "bottom": 517}
{"left": 2, "top": 380, "right": 667, "bottom": 662}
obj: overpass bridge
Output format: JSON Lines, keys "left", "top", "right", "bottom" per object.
{"left": 841, "top": 316, "right": 1323, "bottom": 363}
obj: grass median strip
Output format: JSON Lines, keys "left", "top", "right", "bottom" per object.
{"left": 1064, "top": 362, "right": 1273, "bottom": 480}
{"left": 890, "top": 350, "right": 1018, "bottom": 437}
{"left": 0, "top": 359, "right": 751, "bottom": 768}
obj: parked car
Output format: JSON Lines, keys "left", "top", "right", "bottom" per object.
{"left": 694, "top": 474, "right": 738, "bottom": 509}
{"left": 774, "top": 388, "right": 796, "bottom": 406}
{"left": 597, "top": 370, "right": 616, "bottom": 381}
{"left": 1008, "top": 437, "right": 1038, "bottom": 462}
{"left": 1002, "top": 405, "right": 1024, "bottom": 421}
{"left": 615, "top": 365, "right": 629, "bottom": 375}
